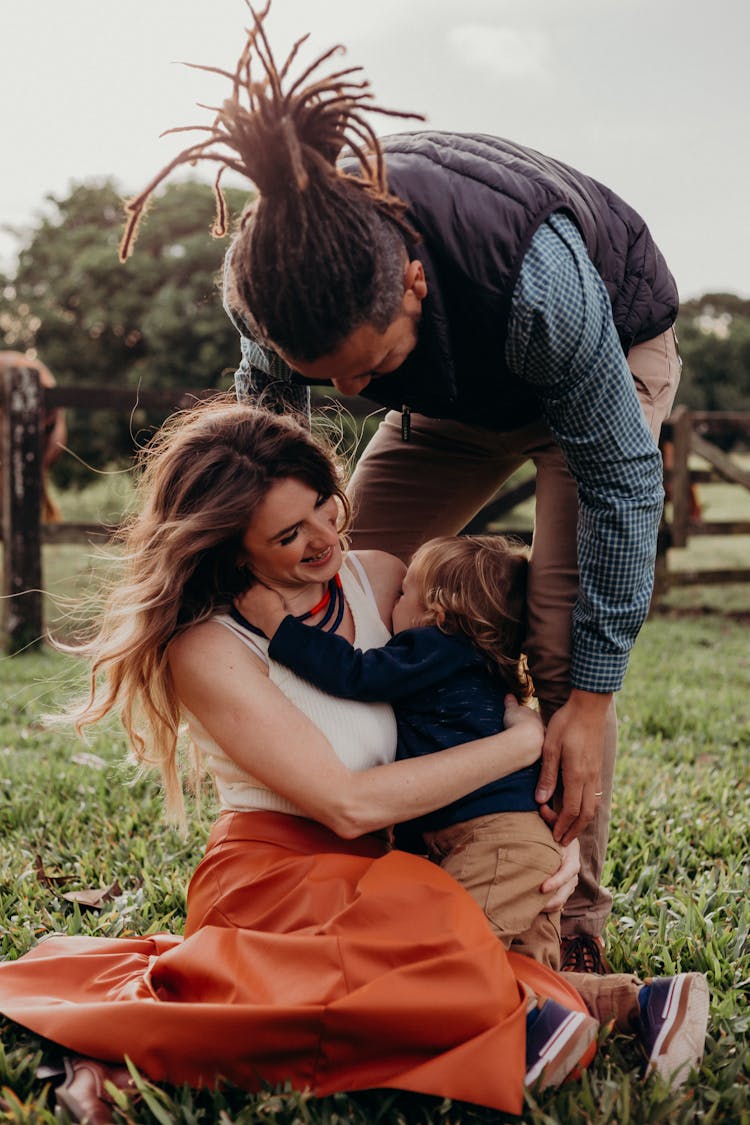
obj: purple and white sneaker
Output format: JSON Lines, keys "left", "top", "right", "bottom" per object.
{"left": 525, "top": 998, "right": 599, "bottom": 1090}
{"left": 639, "top": 973, "right": 710, "bottom": 1088}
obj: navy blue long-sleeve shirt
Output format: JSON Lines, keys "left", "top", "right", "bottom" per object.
{"left": 268, "top": 618, "right": 540, "bottom": 838}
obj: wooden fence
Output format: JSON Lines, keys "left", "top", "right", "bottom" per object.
{"left": 655, "top": 405, "right": 750, "bottom": 593}
{"left": 3, "top": 364, "right": 750, "bottom": 653}
{"left": 1, "top": 366, "right": 216, "bottom": 653}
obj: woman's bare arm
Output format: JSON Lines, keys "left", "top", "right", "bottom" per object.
{"left": 350, "top": 549, "right": 406, "bottom": 630}
{"left": 170, "top": 622, "right": 542, "bottom": 840}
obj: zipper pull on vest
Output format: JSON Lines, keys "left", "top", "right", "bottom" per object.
{"left": 401, "top": 405, "right": 411, "bottom": 442}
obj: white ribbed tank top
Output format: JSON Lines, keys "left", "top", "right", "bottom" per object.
{"left": 185, "top": 554, "right": 398, "bottom": 816}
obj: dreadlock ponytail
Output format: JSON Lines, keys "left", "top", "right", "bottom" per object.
{"left": 121, "top": 1, "right": 424, "bottom": 360}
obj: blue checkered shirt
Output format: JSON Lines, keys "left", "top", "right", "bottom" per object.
{"left": 231, "top": 213, "right": 664, "bottom": 694}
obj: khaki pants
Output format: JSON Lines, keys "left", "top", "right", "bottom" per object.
{"left": 423, "top": 812, "right": 563, "bottom": 969}
{"left": 348, "top": 329, "right": 681, "bottom": 938}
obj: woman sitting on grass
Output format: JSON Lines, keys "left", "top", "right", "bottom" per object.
{"left": 0, "top": 404, "right": 707, "bottom": 1124}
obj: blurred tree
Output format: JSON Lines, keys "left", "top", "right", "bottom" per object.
{"left": 675, "top": 294, "right": 750, "bottom": 415}
{"left": 0, "top": 179, "right": 249, "bottom": 485}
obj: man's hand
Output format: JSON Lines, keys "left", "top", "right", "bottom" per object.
{"left": 235, "top": 583, "right": 288, "bottom": 638}
{"left": 535, "top": 689, "right": 612, "bottom": 846}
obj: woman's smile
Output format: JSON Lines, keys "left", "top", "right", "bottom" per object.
{"left": 240, "top": 477, "right": 343, "bottom": 594}
{"left": 302, "top": 545, "right": 334, "bottom": 567}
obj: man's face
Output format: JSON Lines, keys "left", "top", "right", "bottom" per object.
{"left": 280, "top": 259, "right": 427, "bottom": 397}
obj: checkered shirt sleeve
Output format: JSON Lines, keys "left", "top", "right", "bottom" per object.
{"left": 234, "top": 333, "right": 310, "bottom": 420}
{"left": 223, "top": 251, "right": 310, "bottom": 420}
{"left": 506, "top": 213, "right": 665, "bottom": 693}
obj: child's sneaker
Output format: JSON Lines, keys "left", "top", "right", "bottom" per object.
{"left": 639, "top": 973, "right": 709, "bottom": 1088}
{"left": 525, "top": 998, "right": 598, "bottom": 1089}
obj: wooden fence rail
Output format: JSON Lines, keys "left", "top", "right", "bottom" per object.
{"left": 654, "top": 404, "right": 750, "bottom": 595}
{"left": 3, "top": 365, "right": 750, "bottom": 653}
{"left": 1, "top": 367, "right": 218, "bottom": 652}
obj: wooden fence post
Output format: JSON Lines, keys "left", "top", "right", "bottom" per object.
{"left": 652, "top": 520, "right": 670, "bottom": 606}
{"left": 1, "top": 365, "right": 44, "bottom": 653}
{"left": 670, "top": 405, "right": 692, "bottom": 549}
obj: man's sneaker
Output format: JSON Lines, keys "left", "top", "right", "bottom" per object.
{"left": 639, "top": 973, "right": 709, "bottom": 1088}
{"left": 525, "top": 998, "right": 599, "bottom": 1090}
{"left": 560, "top": 934, "right": 613, "bottom": 974}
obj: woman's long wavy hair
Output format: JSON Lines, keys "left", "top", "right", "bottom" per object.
{"left": 119, "top": 1, "right": 424, "bottom": 360}
{"left": 410, "top": 536, "right": 533, "bottom": 702}
{"left": 67, "top": 401, "right": 350, "bottom": 819}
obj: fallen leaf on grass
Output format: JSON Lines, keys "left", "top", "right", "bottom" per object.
{"left": 35, "top": 854, "right": 75, "bottom": 888}
{"left": 35, "top": 856, "right": 123, "bottom": 910}
{"left": 61, "top": 881, "right": 122, "bottom": 910}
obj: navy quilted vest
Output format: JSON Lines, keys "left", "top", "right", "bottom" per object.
{"left": 335, "top": 131, "right": 678, "bottom": 430}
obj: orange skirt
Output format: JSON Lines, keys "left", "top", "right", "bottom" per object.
{"left": 0, "top": 811, "right": 587, "bottom": 1115}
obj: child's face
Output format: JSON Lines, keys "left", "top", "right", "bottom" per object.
{"left": 391, "top": 564, "right": 430, "bottom": 633}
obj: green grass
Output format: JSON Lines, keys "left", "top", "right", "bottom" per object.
{"left": 1, "top": 618, "right": 748, "bottom": 1123}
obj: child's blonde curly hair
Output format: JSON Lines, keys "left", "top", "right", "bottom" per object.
{"left": 409, "top": 535, "right": 532, "bottom": 702}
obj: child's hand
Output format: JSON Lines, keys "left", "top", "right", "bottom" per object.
{"left": 501, "top": 693, "right": 541, "bottom": 765}
{"left": 502, "top": 694, "right": 543, "bottom": 735}
{"left": 235, "top": 583, "right": 288, "bottom": 638}
{"left": 502, "top": 694, "right": 544, "bottom": 763}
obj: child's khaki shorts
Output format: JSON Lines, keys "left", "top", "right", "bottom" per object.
{"left": 423, "top": 811, "right": 563, "bottom": 969}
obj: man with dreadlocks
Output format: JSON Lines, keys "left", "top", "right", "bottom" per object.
{"left": 120, "top": 3, "right": 681, "bottom": 974}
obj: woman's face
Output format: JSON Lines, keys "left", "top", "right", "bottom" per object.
{"left": 240, "top": 477, "right": 342, "bottom": 591}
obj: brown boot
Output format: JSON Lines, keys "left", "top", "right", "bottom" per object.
{"left": 560, "top": 934, "right": 613, "bottom": 973}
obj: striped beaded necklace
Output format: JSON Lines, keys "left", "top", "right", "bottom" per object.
{"left": 230, "top": 573, "right": 344, "bottom": 638}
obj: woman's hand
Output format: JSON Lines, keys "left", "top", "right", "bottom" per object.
{"left": 235, "top": 583, "right": 287, "bottom": 638}
{"left": 501, "top": 694, "right": 544, "bottom": 766}
{"left": 538, "top": 803, "right": 581, "bottom": 910}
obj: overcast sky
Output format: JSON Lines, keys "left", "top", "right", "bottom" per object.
{"left": 2, "top": 0, "right": 749, "bottom": 300}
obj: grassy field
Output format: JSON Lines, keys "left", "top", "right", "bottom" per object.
{"left": 1, "top": 468, "right": 749, "bottom": 1122}
{"left": 0, "top": 619, "right": 748, "bottom": 1122}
